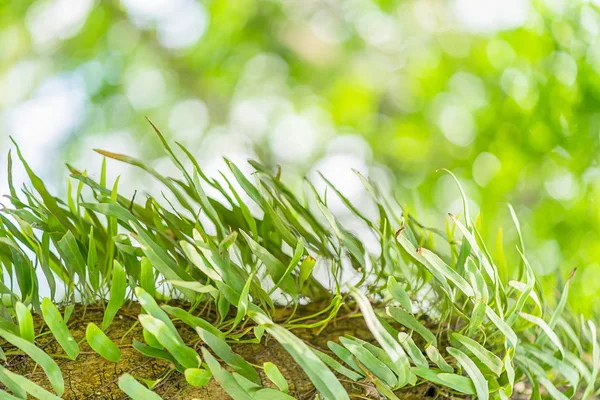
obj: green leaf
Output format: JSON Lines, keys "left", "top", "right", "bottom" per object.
{"left": 240, "top": 231, "right": 295, "bottom": 295}
{"left": 0, "top": 389, "right": 21, "bottom": 400}
{"left": 412, "top": 368, "right": 475, "bottom": 395}
{"left": 118, "top": 373, "right": 163, "bottom": 400}
{"left": 135, "top": 287, "right": 179, "bottom": 335}
{"left": 0, "top": 365, "right": 26, "bottom": 399}
{"left": 467, "top": 299, "right": 486, "bottom": 336}
{"left": 486, "top": 306, "right": 517, "bottom": 347}
{"left": 451, "top": 332, "right": 503, "bottom": 376}
{"left": 161, "top": 304, "right": 224, "bottom": 338}
{"left": 41, "top": 298, "right": 79, "bottom": 360}
{"left": 542, "top": 268, "right": 576, "bottom": 342}
{"left": 447, "top": 347, "right": 488, "bottom": 400}
{"left": 102, "top": 260, "right": 127, "bottom": 330}
{"left": 271, "top": 239, "right": 304, "bottom": 294}
{"left": 397, "top": 332, "right": 428, "bottom": 369}
{"left": 264, "top": 362, "right": 289, "bottom": 393}
{"left": 15, "top": 302, "right": 34, "bottom": 343}
{"left": 583, "top": 320, "right": 599, "bottom": 399}
{"left": 438, "top": 169, "right": 470, "bottom": 227}
{"left": 419, "top": 248, "right": 474, "bottom": 297}
{"left": 0, "top": 327, "right": 64, "bottom": 396}
{"left": 519, "top": 312, "right": 564, "bottom": 358}
{"left": 349, "top": 285, "right": 410, "bottom": 386}
{"left": 449, "top": 215, "right": 496, "bottom": 283}
{"left": 339, "top": 336, "right": 397, "bottom": 388}
{"left": 132, "top": 339, "right": 183, "bottom": 371}
{"left": 132, "top": 225, "right": 195, "bottom": 299}
{"left": 253, "top": 388, "right": 296, "bottom": 400}
{"left": 250, "top": 311, "right": 349, "bottom": 400}
{"left": 233, "top": 272, "right": 253, "bottom": 330}
{"left": 56, "top": 231, "right": 86, "bottom": 284}
{"left": 180, "top": 241, "right": 223, "bottom": 282}
{"left": 387, "top": 276, "right": 412, "bottom": 312}
{"left": 312, "top": 347, "right": 363, "bottom": 381}
{"left": 298, "top": 256, "right": 316, "bottom": 289}
{"left": 395, "top": 233, "right": 451, "bottom": 294}
{"left": 425, "top": 344, "right": 453, "bottom": 373}
{"left": 184, "top": 368, "right": 212, "bottom": 387}
{"left": 0, "top": 366, "right": 61, "bottom": 400}
{"left": 202, "top": 348, "right": 254, "bottom": 400}
{"left": 327, "top": 341, "right": 362, "bottom": 373}
{"left": 139, "top": 257, "right": 156, "bottom": 297}
{"left": 86, "top": 323, "right": 121, "bottom": 362}
{"left": 386, "top": 307, "right": 437, "bottom": 347}
{"left": 168, "top": 280, "right": 218, "bottom": 294}
{"left": 138, "top": 314, "right": 199, "bottom": 369}
{"left": 197, "top": 327, "right": 260, "bottom": 385}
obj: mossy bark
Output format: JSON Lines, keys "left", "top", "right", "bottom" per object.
{"left": 4, "top": 302, "right": 459, "bottom": 399}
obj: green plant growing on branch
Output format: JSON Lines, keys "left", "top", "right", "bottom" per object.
{"left": 0, "top": 125, "right": 596, "bottom": 399}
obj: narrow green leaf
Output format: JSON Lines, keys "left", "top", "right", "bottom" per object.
{"left": 253, "top": 388, "right": 296, "bottom": 400}
{"left": 86, "top": 323, "right": 121, "bottom": 363}
{"left": 438, "top": 169, "right": 470, "bottom": 227}
{"left": 386, "top": 307, "right": 437, "bottom": 347}
{"left": 41, "top": 298, "right": 79, "bottom": 360}
{"left": 387, "top": 276, "right": 412, "bottom": 312}
{"left": 240, "top": 231, "right": 295, "bottom": 294}
{"left": 447, "top": 347, "right": 488, "bottom": 400}
{"left": 328, "top": 341, "right": 362, "bottom": 373}
{"left": 467, "top": 299, "right": 486, "bottom": 336}
{"left": 451, "top": 332, "right": 503, "bottom": 376}
{"left": 339, "top": 336, "right": 397, "bottom": 388}
{"left": 412, "top": 368, "right": 475, "bottom": 395}
{"left": 349, "top": 286, "right": 410, "bottom": 386}
{"left": 0, "top": 365, "right": 26, "bottom": 399}
{"left": 132, "top": 339, "right": 182, "bottom": 371}
{"left": 135, "top": 287, "right": 179, "bottom": 335}
{"left": 397, "top": 332, "right": 428, "bottom": 368}
{"left": 0, "top": 389, "right": 21, "bottom": 400}
{"left": 202, "top": 347, "right": 254, "bottom": 400}
{"left": 0, "top": 327, "right": 64, "bottom": 396}
{"left": 425, "top": 344, "right": 453, "bottom": 373}
{"left": 264, "top": 362, "right": 288, "bottom": 393}
{"left": 298, "top": 256, "right": 316, "bottom": 289}
{"left": 519, "top": 312, "right": 564, "bottom": 358}
{"left": 132, "top": 225, "right": 195, "bottom": 299}
{"left": 197, "top": 327, "right": 260, "bottom": 385}
{"left": 15, "top": 302, "right": 34, "bottom": 343}
{"left": 56, "top": 231, "right": 86, "bottom": 284}
{"left": 419, "top": 248, "right": 474, "bottom": 297}
{"left": 118, "top": 373, "right": 163, "bottom": 400}
{"left": 486, "top": 306, "right": 517, "bottom": 347}
{"left": 312, "top": 347, "right": 363, "bottom": 381}
{"left": 102, "top": 260, "right": 127, "bottom": 330}
{"left": 583, "top": 320, "right": 599, "bottom": 399}
{"left": 138, "top": 314, "right": 199, "bottom": 369}
{"left": 0, "top": 367, "right": 61, "bottom": 400}
{"left": 162, "top": 305, "right": 224, "bottom": 339}
{"left": 168, "top": 280, "right": 217, "bottom": 294}
{"left": 233, "top": 272, "right": 253, "bottom": 330}
{"left": 250, "top": 311, "right": 349, "bottom": 400}
{"left": 140, "top": 257, "right": 156, "bottom": 297}
{"left": 184, "top": 368, "right": 212, "bottom": 387}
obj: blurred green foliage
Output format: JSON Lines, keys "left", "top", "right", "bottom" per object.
{"left": 1, "top": 0, "right": 600, "bottom": 315}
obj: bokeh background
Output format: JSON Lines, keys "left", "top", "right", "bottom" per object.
{"left": 1, "top": 0, "right": 599, "bottom": 315}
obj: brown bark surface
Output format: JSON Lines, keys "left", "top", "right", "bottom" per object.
{"left": 4, "top": 302, "right": 457, "bottom": 399}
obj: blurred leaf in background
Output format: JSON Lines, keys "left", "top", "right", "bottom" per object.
{"left": 1, "top": 0, "right": 600, "bottom": 315}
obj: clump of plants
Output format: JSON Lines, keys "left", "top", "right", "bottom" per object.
{"left": 0, "top": 126, "right": 597, "bottom": 399}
